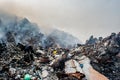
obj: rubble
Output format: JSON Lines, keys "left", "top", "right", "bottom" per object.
{"left": 0, "top": 13, "right": 120, "bottom": 80}
{"left": 0, "top": 31, "right": 120, "bottom": 80}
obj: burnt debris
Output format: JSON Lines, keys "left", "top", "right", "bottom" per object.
{"left": 0, "top": 13, "right": 120, "bottom": 80}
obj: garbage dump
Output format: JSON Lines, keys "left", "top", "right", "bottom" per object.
{"left": 0, "top": 13, "right": 120, "bottom": 80}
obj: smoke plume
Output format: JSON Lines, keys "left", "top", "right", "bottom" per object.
{"left": 0, "top": 12, "right": 80, "bottom": 48}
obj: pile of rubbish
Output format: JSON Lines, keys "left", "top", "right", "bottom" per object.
{"left": 0, "top": 40, "right": 84, "bottom": 80}
{"left": 85, "top": 33, "right": 120, "bottom": 80}
{"left": 0, "top": 32, "right": 120, "bottom": 80}
{"left": 0, "top": 13, "right": 120, "bottom": 80}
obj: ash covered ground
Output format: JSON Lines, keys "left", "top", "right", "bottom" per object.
{"left": 0, "top": 13, "right": 120, "bottom": 80}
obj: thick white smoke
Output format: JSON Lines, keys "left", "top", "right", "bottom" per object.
{"left": 0, "top": 12, "right": 81, "bottom": 48}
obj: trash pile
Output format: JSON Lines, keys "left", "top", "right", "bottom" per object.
{"left": 0, "top": 40, "right": 84, "bottom": 80}
{"left": 85, "top": 33, "right": 120, "bottom": 80}
{"left": 0, "top": 32, "right": 120, "bottom": 80}
{"left": 0, "top": 13, "right": 120, "bottom": 80}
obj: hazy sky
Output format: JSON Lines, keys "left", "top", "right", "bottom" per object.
{"left": 0, "top": 0, "right": 120, "bottom": 43}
